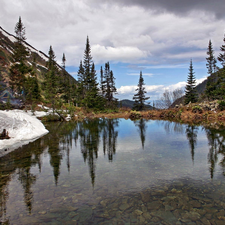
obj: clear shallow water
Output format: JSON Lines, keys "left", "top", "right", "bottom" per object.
{"left": 0, "top": 118, "right": 225, "bottom": 224}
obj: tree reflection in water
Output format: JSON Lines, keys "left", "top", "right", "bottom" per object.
{"left": 0, "top": 121, "right": 78, "bottom": 219}
{"left": 204, "top": 127, "right": 225, "bottom": 178}
{"left": 78, "top": 118, "right": 119, "bottom": 185}
{"left": 185, "top": 125, "right": 199, "bottom": 163}
{"left": 102, "top": 119, "right": 119, "bottom": 161}
{"left": 160, "top": 121, "right": 225, "bottom": 178}
{"left": 2, "top": 119, "right": 225, "bottom": 220}
{"left": 134, "top": 119, "right": 147, "bottom": 149}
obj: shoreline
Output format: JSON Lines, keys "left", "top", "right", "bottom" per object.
{"left": 67, "top": 107, "right": 225, "bottom": 128}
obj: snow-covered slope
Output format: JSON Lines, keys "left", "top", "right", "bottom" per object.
{"left": 0, "top": 110, "right": 49, "bottom": 156}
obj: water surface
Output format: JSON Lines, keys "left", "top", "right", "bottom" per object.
{"left": 0, "top": 118, "right": 225, "bottom": 224}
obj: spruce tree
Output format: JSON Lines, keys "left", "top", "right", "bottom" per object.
{"left": 100, "top": 66, "right": 104, "bottom": 95}
{"left": 77, "top": 60, "right": 84, "bottom": 104}
{"left": 61, "top": 53, "right": 71, "bottom": 103}
{"left": 206, "top": 40, "right": 217, "bottom": 75}
{"left": 218, "top": 34, "right": 225, "bottom": 68}
{"left": 44, "top": 45, "right": 58, "bottom": 112}
{"left": 79, "top": 37, "right": 100, "bottom": 108}
{"left": 205, "top": 40, "right": 217, "bottom": 100}
{"left": 15, "top": 17, "right": 26, "bottom": 43}
{"left": 184, "top": 60, "right": 198, "bottom": 104}
{"left": 83, "top": 36, "right": 93, "bottom": 92}
{"left": 9, "top": 17, "right": 35, "bottom": 102}
{"left": 101, "top": 62, "right": 117, "bottom": 108}
{"left": 83, "top": 63, "right": 100, "bottom": 108}
{"left": 133, "top": 71, "right": 150, "bottom": 111}
{"left": 62, "top": 53, "right": 66, "bottom": 69}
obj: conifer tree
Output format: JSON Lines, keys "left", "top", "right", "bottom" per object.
{"left": 133, "top": 71, "right": 150, "bottom": 111}
{"left": 205, "top": 40, "right": 217, "bottom": 100}
{"left": 61, "top": 53, "right": 71, "bottom": 103}
{"left": 15, "top": 16, "right": 26, "bottom": 43}
{"left": 44, "top": 45, "right": 58, "bottom": 112}
{"left": 206, "top": 40, "right": 217, "bottom": 75}
{"left": 100, "top": 66, "right": 104, "bottom": 95}
{"left": 62, "top": 53, "right": 66, "bottom": 69}
{"left": 83, "top": 36, "right": 93, "bottom": 92}
{"left": 78, "top": 37, "right": 100, "bottom": 108}
{"left": 83, "top": 63, "right": 100, "bottom": 108}
{"left": 101, "top": 62, "right": 117, "bottom": 108}
{"left": 185, "top": 60, "right": 198, "bottom": 104}
{"left": 77, "top": 60, "right": 84, "bottom": 104}
{"left": 9, "top": 17, "right": 36, "bottom": 102}
{"left": 218, "top": 34, "right": 225, "bottom": 68}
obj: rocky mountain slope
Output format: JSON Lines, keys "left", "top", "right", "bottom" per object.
{"left": 0, "top": 26, "right": 76, "bottom": 91}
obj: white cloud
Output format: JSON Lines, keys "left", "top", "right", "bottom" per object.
{"left": 117, "top": 77, "right": 207, "bottom": 100}
{"left": 1, "top": 0, "right": 224, "bottom": 67}
{"left": 0, "top": 0, "right": 223, "bottom": 99}
{"left": 127, "top": 72, "right": 153, "bottom": 76}
{"left": 92, "top": 45, "right": 147, "bottom": 64}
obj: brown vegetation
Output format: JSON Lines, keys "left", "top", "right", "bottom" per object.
{"left": 70, "top": 105, "right": 225, "bottom": 127}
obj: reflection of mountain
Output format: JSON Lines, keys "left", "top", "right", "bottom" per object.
{"left": 134, "top": 119, "right": 147, "bottom": 149}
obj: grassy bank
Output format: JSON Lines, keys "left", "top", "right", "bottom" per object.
{"left": 35, "top": 103, "right": 225, "bottom": 127}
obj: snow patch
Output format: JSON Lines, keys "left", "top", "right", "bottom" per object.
{"left": 0, "top": 110, "right": 49, "bottom": 156}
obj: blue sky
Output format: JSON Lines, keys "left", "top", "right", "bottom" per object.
{"left": 1, "top": 0, "right": 225, "bottom": 101}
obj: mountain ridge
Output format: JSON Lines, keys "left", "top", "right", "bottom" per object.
{"left": 0, "top": 26, "right": 76, "bottom": 91}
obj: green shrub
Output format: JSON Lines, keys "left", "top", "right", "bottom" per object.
{"left": 218, "top": 100, "right": 225, "bottom": 111}
{"left": 129, "top": 111, "right": 142, "bottom": 120}
{"left": 192, "top": 105, "right": 203, "bottom": 114}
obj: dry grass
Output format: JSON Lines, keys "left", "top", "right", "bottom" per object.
{"left": 75, "top": 107, "right": 225, "bottom": 126}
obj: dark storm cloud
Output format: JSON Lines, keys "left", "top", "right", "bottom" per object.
{"left": 93, "top": 0, "right": 225, "bottom": 18}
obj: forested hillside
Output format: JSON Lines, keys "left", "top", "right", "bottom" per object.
{"left": 0, "top": 25, "right": 76, "bottom": 105}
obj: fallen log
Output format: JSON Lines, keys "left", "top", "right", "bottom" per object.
{"left": 55, "top": 111, "right": 66, "bottom": 121}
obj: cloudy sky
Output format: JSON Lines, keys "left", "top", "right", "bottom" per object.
{"left": 1, "top": 0, "right": 225, "bottom": 101}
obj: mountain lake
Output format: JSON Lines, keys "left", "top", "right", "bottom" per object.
{"left": 0, "top": 118, "right": 225, "bottom": 224}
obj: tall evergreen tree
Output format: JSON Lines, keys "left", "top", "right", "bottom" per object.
{"left": 83, "top": 36, "right": 93, "bottom": 92}
{"left": 15, "top": 16, "right": 26, "bottom": 43}
{"left": 44, "top": 45, "right": 59, "bottom": 112}
{"left": 77, "top": 60, "right": 85, "bottom": 104}
{"left": 133, "top": 71, "right": 150, "bottom": 111}
{"left": 206, "top": 40, "right": 217, "bottom": 75}
{"left": 62, "top": 53, "right": 66, "bottom": 69}
{"left": 185, "top": 60, "right": 198, "bottom": 104}
{"left": 77, "top": 37, "right": 101, "bottom": 108}
{"left": 101, "top": 62, "right": 117, "bottom": 108}
{"left": 84, "top": 63, "right": 100, "bottom": 108}
{"left": 100, "top": 66, "right": 104, "bottom": 95}
{"left": 205, "top": 40, "right": 217, "bottom": 100}
{"left": 9, "top": 17, "right": 36, "bottom": 102}
{"left": 61, "top": 53, "right": 71, "bottom": 103}
{"left": 218, "top": 34, "right": 225, "bottom": 68}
